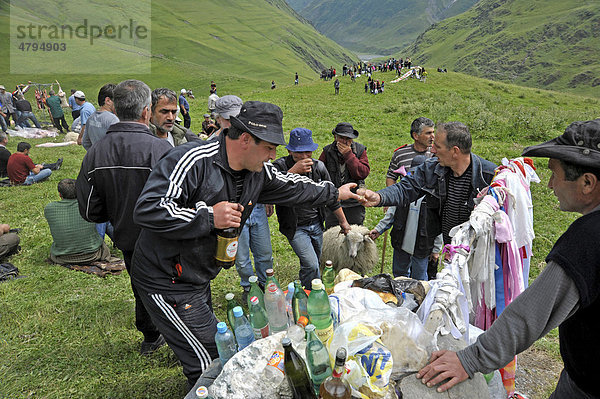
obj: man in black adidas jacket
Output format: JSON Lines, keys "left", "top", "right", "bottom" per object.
{"left": 76, "top": 80, "right": 172, "bottom": 355}
{"left": 131, "top": 101, "right": 360, "bottom": 387}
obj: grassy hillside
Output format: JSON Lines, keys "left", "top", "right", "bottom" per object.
{"left": 0, "top": 0, "right": 356, "bottom": 98}
{"left": 404, "top": 0, "right": 600, "bottom": 97}
{"left": 1, "top": 68, "right": 599, "bottom": 398}
{"left": 294, "top": 0, "right": 477, "bottom": 55}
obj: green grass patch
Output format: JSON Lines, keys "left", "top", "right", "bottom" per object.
{"left": 1, "top": 70, "right": 595, "bottom": 397}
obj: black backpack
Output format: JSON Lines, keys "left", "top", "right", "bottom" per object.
{"left": 0, "top": 263, "right": 19, "bottom": 281}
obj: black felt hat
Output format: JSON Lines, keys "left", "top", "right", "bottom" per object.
{"left": 522, "top": 119, "right": 600, "bottom": 168}
{"left": 332, "top": 122, "right": 359, "bottom": 139}
{"left": 230, "top": 101, "right": 286, "bottom": 146}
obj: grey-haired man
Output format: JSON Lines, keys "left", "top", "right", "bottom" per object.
{"left": 130, "top": 101, "right": 360, "bottom": 387}
{"left": 416, "top": 119, "right": 600, "bottom": 398}
{"left": 76, "top": 80, "right": 172, "bottom": 355}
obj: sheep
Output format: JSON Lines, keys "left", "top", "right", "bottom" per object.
{"left": 320, "top": 224, "right": 378, "bottom": 275}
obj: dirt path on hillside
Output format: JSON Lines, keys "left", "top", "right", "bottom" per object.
{"left": 515, "top": 347, "right": 562, "bottom": 399}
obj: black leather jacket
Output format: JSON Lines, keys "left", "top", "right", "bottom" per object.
{"left": 272, "top": 155, "right": 341, "bottom": 241}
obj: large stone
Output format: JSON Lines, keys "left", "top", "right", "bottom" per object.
{"left": 398, "top": 334, "right": 491, "bottom": 399}
{"left": 208, "top": 332, "right": 295, "bottom": 399}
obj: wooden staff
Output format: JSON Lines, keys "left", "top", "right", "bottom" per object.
{"left": 380, "top": 230, "right": 388, "bottom": 274}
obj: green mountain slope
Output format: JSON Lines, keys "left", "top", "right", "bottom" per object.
{"left": 404, "top": 0, "right": 600, "bottom": 97}
{"left": 292, "top": 0, "right": 477, "bottom": 55}
{"left": 0, "top": 0, "right": 356, "bottom": 98}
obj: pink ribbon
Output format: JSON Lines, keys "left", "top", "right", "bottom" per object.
{"left": 442, "top": 244, "right": 471, "bottom": 261}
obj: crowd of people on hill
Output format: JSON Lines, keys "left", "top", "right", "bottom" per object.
{"left": 1, "top": 71, "right": 599, "bottom": 399}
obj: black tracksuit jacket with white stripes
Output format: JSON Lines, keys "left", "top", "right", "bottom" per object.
{"left": 131, "top": 133, "right": 340, "bottom": 294}
{"left": 76, "top": 122, "right": 173, "bottom": 252}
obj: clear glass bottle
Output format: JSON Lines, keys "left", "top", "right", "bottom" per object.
{"left": 318, "top": 347, "right": 351, "bottom": 399}
{"left": 264, "top": 269, "right": 288, "bottom": 333}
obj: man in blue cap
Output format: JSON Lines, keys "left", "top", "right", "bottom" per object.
{"left": 273, "top": 127, "right": 351, "bottom": 289}
{"left": 131, "top": 102, "right": 360, "bottom": 388}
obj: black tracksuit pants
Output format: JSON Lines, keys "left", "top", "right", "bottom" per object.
{"left": 136, "top": 282, "right": 219, "bottom": 386}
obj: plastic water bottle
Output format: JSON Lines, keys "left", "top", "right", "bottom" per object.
{"left": 286, "top": 282, "right": 295, "bottom": 325}
{"left": 322, "top": 260, "right": 336, "bottom": 295}
{"left": 292, "top": 280, "right": 309, "bottom": 323}
{"left": 263, "top": 349, "right": 286, "bottom": 386}
{"left": 249, "top": 296, "right": 270, "bottom": 339}
{"left": 232, "top": 306, "right": 255, "bottom": 350}
{"left": 305, "top": 324, "right": 332, "bottom": 394}
{"left": 248, "top": 275, "right": 265, "bottom": 309}
{"left": 195, "top": 386, "right": 215, "bottom": 399}
{"left": 287, "top": 315, "right": 309, "bottom": 354}
{"left": 264, "top": 269, "right": 289, "bottom": 333}
{"left": 307, "top": 279, "right": 334, "bottom": 344}
{"left": 214, "top": 321, "right": 237, "bottom": 366}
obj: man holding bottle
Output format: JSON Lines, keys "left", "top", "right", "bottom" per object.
{"left": 131, "top": 101, "right": 361, "bottom": 388}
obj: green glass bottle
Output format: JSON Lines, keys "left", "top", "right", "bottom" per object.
{"left": 307, "top": 279, "right": 334, "bottom": 344}
{"left": 248, "top": 275, "right": 265, "bottom": 310}
{"left": 282, "top": 337, "right": 317, "bottom": 399}
{"left": 249, "top": 296, "right": 270, "bottom": 339}
{"left": 225, "top": 293, "right": 239, "bottom": 332}
{"left": 305, "top": 324, "right": 332, "bottom": 394}
{"left": 292, "top": 280, "right": 309, "bottom": 323}
{"left": 322, "top": 260, "right": 336, "bottom": 295}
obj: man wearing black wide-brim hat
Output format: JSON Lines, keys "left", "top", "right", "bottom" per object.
{"left": 319, "top": 122, "right": 370, "bottom": 228}
{"left": 130, "top": 101, "right": 361, "bottom": 388}
{"left": 417, "top": 119, "right": 600, "bottom": 398}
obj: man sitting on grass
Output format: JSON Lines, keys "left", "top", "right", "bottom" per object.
{"left": 7, "top": 142, "right": 62, "bottom": 185}
{"left": 45, "top": 179, "right": 113, "bottom": 265}
{"left": 0, "top": 223, "right": 20, "bottom": 261}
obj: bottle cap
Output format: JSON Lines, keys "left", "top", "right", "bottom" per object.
{"left": 325, "top": 260, "right": 333, "bottom": 267}
{"left": 311, "top": 279, "right": 323, "bottom": 290}
{"left": 282, "top": 337, "right": 292, "bottom": 347}
{"left": 216, "top": 321, "right": 228, "bottom": 333}
{"left": 297, "top": 316, "right": 309, "bottom": 328}
{"left": 304, "top": 323, "right": 315, "bottom": 332}
{"left": 233, "top": 306, "right": 243, "bottom": 317}
{"left": 335, "top": 347, "right": 347, "bottom": 364}
{"left": 195, "top": 386, "right": 209, "bottom": 398}
{"left": 249, "top": 275, "right": 258, "bottom": 283}
{"left": 250, "top": 296, "right": 259, "bottom": 306}
{"left": 266, "top": 268, "right": 274, "bottom": 276}
{"left": 225, "top": 293, "right": 234, "bottom": 301}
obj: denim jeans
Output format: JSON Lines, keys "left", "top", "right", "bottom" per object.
{"left": 392, "top": 248, "right": 428, "bottom": 280}
{"left": 95, "top": 221, "right": 115, "bottom": 241}
{"left": 17, "top": 111, "right": 41, "bottom": 128}
{"left": 289, "top": 222, "right": 323, "bottom": 289}
{"left": 23, "top": 169, "right": 51, "bottom": 185}
{"left": 0, "top": 114, "right": 6, "bottom": 132}
{"left": 235, "top": 204, "right": 273, "bottom": 289}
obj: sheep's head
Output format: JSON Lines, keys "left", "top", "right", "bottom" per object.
{"left": 345, "top": 230, "right": 374, "bottom": 258}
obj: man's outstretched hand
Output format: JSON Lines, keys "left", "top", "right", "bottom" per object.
{"left": 416, "top": 350, "right": 469, "bottom": 393}
{"left": 338, "top": 183, "right": 361, "bottom": 202}
{"left": 356, "top": 188, "right": 381, "bottom": 207}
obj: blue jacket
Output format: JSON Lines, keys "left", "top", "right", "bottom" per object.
{"left": 378, "top": 153, "right": 496, "bottom": 241}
